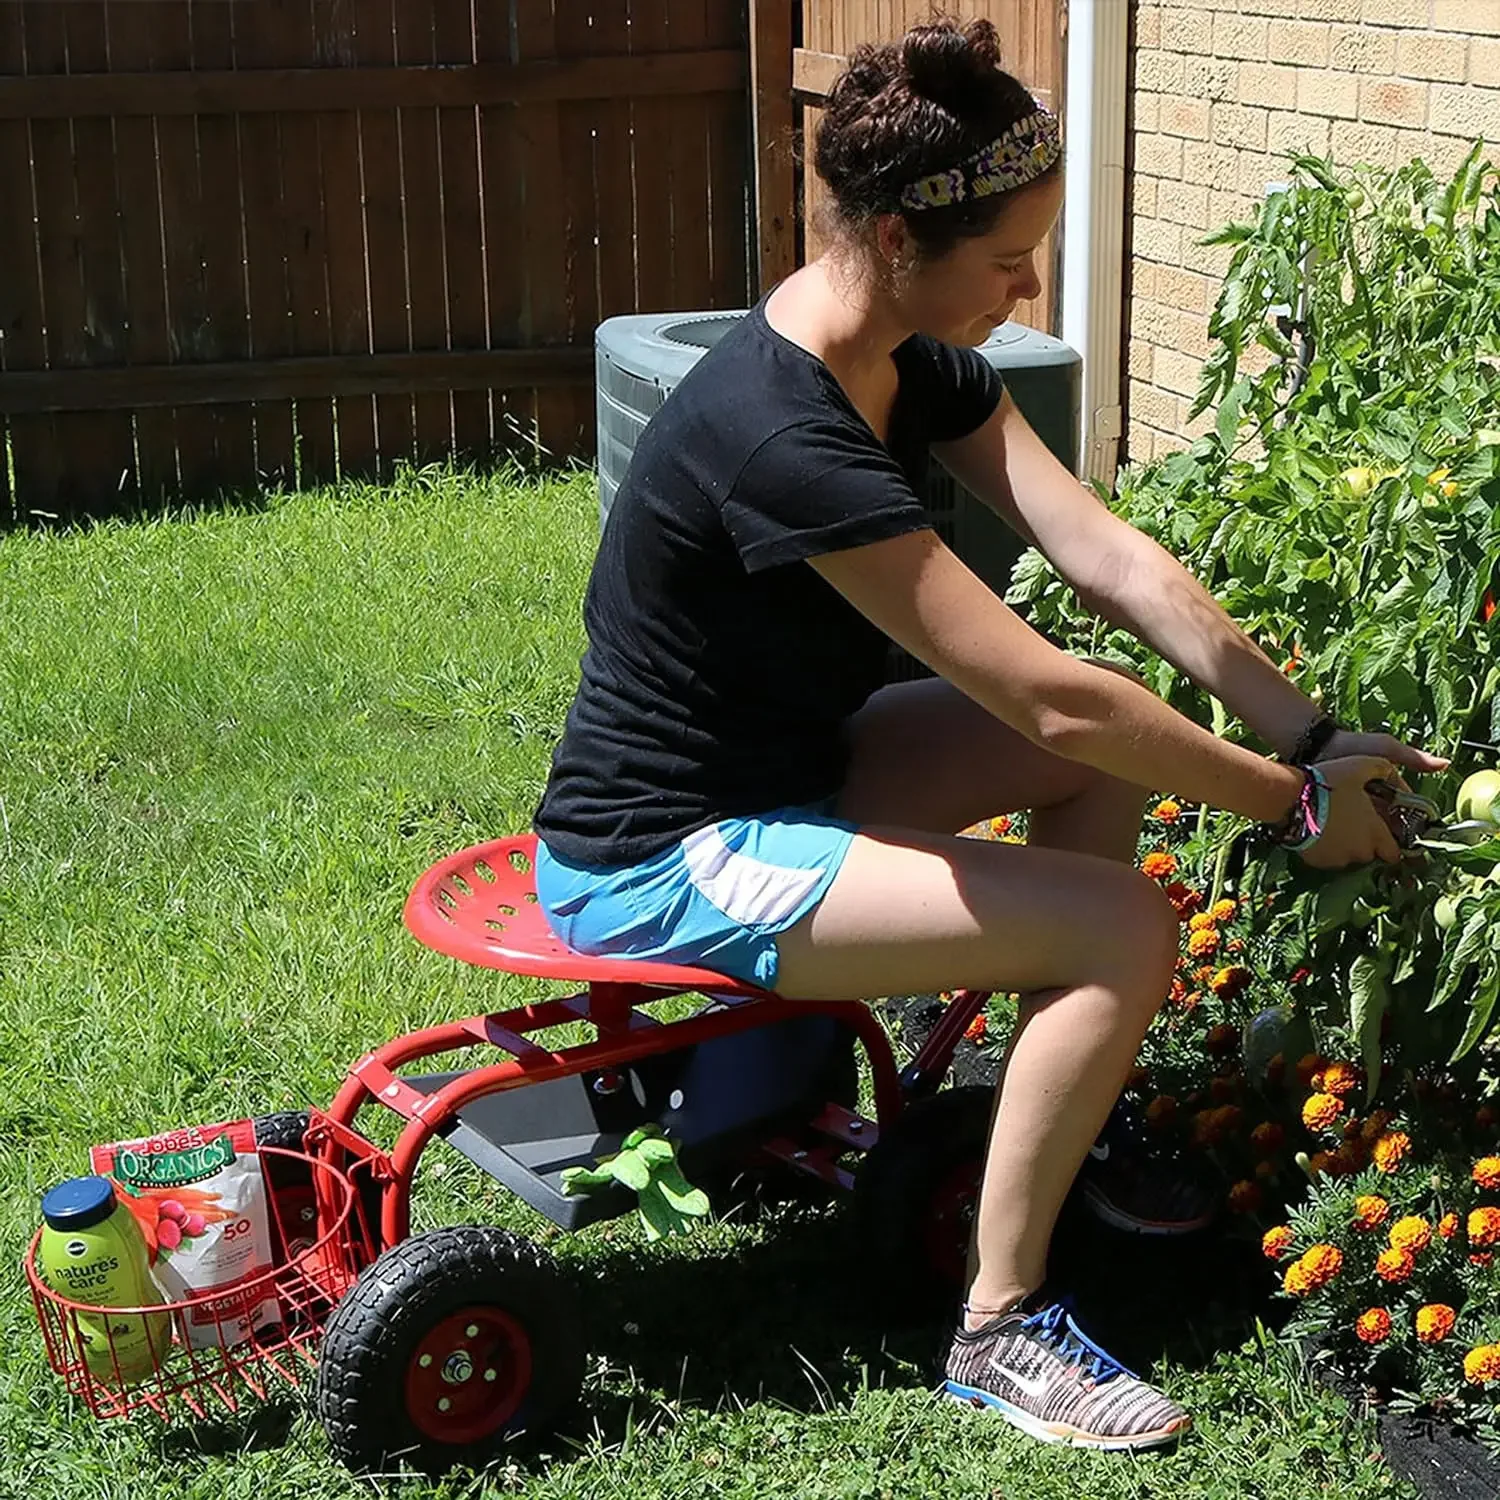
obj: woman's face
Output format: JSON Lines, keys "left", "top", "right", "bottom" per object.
{"left": 896, "top": 171, "right": 1066, "bottom": 346}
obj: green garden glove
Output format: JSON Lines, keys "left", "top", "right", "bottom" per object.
{"left": 560, "top": 1124, "right": 710, "bottom": 1240}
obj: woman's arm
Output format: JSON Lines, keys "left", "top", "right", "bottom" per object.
{"left": 935, "top": 394, "right": 1444, "bottom": 776}
{"left": 808, "top": 529, "right": 1401, "bottom": 863}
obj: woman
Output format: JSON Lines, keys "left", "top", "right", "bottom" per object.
{"left": 533, "top": 19, "right": 1445, "bottom": 1451}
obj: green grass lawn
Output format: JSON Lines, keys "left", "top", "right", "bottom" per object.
{"left": 0, "top": 468, "right": 1419, "bottom": 1498}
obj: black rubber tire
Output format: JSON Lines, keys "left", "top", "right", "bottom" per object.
{"left": 317, "top": 1225, "right": 585, "bottom": 1476}
{"left": 254, "top": 1109, "right": 387, "bottom": 1262}
{"left": 851, "top": 1086, "right": 993, "bottom": 1304}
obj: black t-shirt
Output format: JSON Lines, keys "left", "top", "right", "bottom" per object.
{"left": 533, "top": 294, "right": 1005, "bottom": 865}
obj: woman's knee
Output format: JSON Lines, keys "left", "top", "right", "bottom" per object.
{"left": 1098, "top": 866, "right": 1181, "bottom": 998}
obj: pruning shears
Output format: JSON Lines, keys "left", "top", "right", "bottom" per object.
{"left": 1365, "top": 781, "right": 1495, "bottom": 849}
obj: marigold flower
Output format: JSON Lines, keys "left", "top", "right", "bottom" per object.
{"left": 1210, "top": 965, "right": 1253, "bottom": 999}
{"left": 1228, "top": 1180, "right": 1262, "bottom": 1213}
{"left": 1188, "top": 927, "right": 1220, "bottom": 959}
{"left": 1390, "top": 1215, "right": 1433, "bottom": 1255}
{"left": 1465, "top": 1344, "right": 1500, "bottom": 1384}
{"left": 1308, "top": 1150, "right": 1335, "bottom": 1177}
{"left": 1355, "top": 1308, "right": 1392, "bottom": 1345}
{"left": 1289, "top": 965, "right": 1311, "bottom": 984}
{"left": 1165, "top": 881, "right": 1203, "bottom": 917}
{"left": 1168, "top": 976, "right": 1187, "bottom": 1006}
{"left": 1142, "top": 850, "right": 1178, "bottom": 880}
{"left": 1416, "top": 1304, "right": 1457, "bottom": 1344}
{"left": 1334, "top": 1138, "right": 1369, "bottom": 1175}
{"left": 1187, "top": 911, "right": 1216, "bottom": 932}
{"left": 1283, "top": 1260, "right": 1316, "bottom": 1296}
{"left": 964, "top": 1013, "right": 987, "bottom": 1044}
{"left": 1210, "top": 898, "right": 1239, "bottom": 924}
{"left": 1296, "top": 1053, "right": 1330, "bottom": 1089}
{"left": 1439, "top": 1213, "right": 1460, "bottom": 1240}
{"left": 1470, "top": 1206, "right": 1500, "bottom": 1247}
{"left": 1476, "top": 1104, "right": 1499, "bottom": 1131}
{"left": 1262, "top": 1225, "right": 1294, "bottom": 1260}
{"left": 1474, "top": 1156, "right": 1500, "bottom": 1190}
{"left": 1210, "top": 1072, "right": 1243, "bottom": 1104}
{"left": 1193, "top": 964, "right": 1217, "bottom": 987}
{"left": 1302, "top": 1092, "right": 1344, "bottom": 1132}
{"left": 1375, "top": 1247, "right": 1416, "bottom": 1284}
{"left": 1144, "top": 1094, "right": 1178, "bottom": 1129}
{"left": 1319, "top": 1061, "right": 1361, "bottom": 1097}
{"left": 1256, "top": 1159, "right": 1278, "bottom": 1182}
{"left": 1471, "top": 1252, "right": 1494, "bottom": 1268}
{"left": 989, "top": 815, "right": 1012, "bottom": 837}
{"left": 1372, "top": 1131, "right": 1411, "bottom": 1173}
{"left": 1300, "top": 1244, "right": 1344, "bottom": 1288}
{"left": 1152, "top": 799, "right": 1182, "bottom": 823}
{"left": 1251, "top": 1121, "right": 1284, "bottom": 1156}
{"left": 1227, "top": 937, "right": 1246, "bottom": 954}
{"left": 1353, "top": 1195, "right": 1391, "bottom": 1231}
{"left": 1180, "top": 990, "right": 1202, "bottom": 1013}
{"left": 1205, "top": 1022, "right": 1239, "bottom": 1056}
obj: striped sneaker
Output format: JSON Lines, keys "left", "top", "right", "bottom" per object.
{"left": 943, "top": 1298, "right": 1192, "bottom": 1451}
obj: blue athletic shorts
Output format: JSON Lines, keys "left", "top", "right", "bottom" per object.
{"left": 534, "top": 802, "right": 858, "bottom": 989}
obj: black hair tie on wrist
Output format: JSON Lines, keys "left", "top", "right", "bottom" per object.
{"left": 1286, "top": 713, "right": 1339, "bottom": 765}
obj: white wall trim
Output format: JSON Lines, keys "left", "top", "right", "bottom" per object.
{"left": 1061, "top": 0, "right": 1130, "bottom": 487}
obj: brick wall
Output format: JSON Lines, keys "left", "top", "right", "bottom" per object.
{"left": 1127, "top": 0, "right": 1500, "bottom": 464}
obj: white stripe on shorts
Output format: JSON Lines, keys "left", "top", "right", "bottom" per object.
{"left": 680, "top": 822, "right": 826, "bottom": 928}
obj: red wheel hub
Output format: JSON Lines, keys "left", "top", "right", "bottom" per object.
{"left": 404, "top": 1305, "right": 533, "bottom": 1444}
{"left": 923, "top": 1161, "right": 982, "bottom": 1286}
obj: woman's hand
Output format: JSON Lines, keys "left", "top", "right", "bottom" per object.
{"left": 1297, "top": 755, "right": 1404, "bottom": 869}
{"left": 1318, "top": 728, "right": 1450, "bottom": 784}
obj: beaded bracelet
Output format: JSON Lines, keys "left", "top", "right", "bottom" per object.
{"left": 1273, "top": 763, "right": 1332, "bottom": 852}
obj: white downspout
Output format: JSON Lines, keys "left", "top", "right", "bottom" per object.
{"left": 1061, "top": 0, "right": 1130, "bottom": 487}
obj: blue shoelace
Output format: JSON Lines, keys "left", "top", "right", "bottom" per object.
{"left": 1021, "top": 1300, "right": 1138, "bottom": 1384}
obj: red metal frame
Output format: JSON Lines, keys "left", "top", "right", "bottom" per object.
{"left": 319, "top": 834, "right": 993, "bottom": 1251}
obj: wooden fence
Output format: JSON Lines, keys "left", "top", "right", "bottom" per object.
{"left": 0, "top": 1, "right": 752, "bottom": 525}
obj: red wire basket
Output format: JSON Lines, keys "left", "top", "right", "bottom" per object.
{"left": 25, "top": 1145, "right": 366, "bottom": 1423}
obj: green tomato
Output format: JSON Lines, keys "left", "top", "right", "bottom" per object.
{"left": 1457, "top": 769, "right": 1500, "bottom": 825}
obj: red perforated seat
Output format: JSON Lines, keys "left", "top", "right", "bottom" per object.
{"left": 402, "top": 834, "right": 767, "bottom": 996}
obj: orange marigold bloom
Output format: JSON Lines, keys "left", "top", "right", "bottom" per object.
{"left": 1470, "top": 1207, "right": 1500, "bottom": 1247}
{"left": 1355, "top": 1308, "right": 1393, "bottom": 1345}
{"left": 1210, "top": 898, "right": 1239, "bottom": 924}
{"left": 1474, "top": 1156, "right": 1500, "bottom": 1190}
{"left": 1205, "top": 1022, "right": 1239, "bottom": 1056}
{"left": 1296, "top": 1053, "right": 1330, "bottom": 1089}
{"left": 1390, "top": 1216, "right": 1433, "bottom": 1255}
{"left": 1284, "top": 1260, "right": 1317, "bottom": 1296}
{"left": 1353, "top": 1195, "right": 1391, "bottom": 1231}
{"left": 1300, "top": 1244, "right": 1343, "bottom": 1288}
{"left": 964, "top": 1013, "right": 987, "bottom": 1043}
{"left": 1375, "top": 1247, "right": 1416, "bottom": 1284}
{"left": 1416, "top": 1304, "right": 1457, "bottom": 1344}
{"left": 1302, "top": 1092, "right": 1344, "bottom": 1132}
{"left": 1308, "top": 1150, "right": 1335, "bottom": 1178}
{"left": 989, "top": 815, "right": 1012, "bottom": 837}
{"left": 1262, "top": 1225, "right": 1295, "bottom": 1260}
{"left": 1142, "top": 850, "right": 1178, "bottom": 880}
{"left": 1228, "top": 1180, "right": 1262, "bottom": 1214}
{"left": 1471, "top": 1252, "right": 1494, "bottom": 1268}
{"left": 1335, "top": 1138, "right": 1370, "bottom": 1174}
{"left": 1256, "top": 1159, "right": 1278, "bottom": 1182}
{"left": 1188, "top": 928, "right": 1221, "bottom": 959}
{"left": 1193, "top": 964, "right": 1217, "bottom": 987}
{"left": 1465, "top": 1344, "right": 1500, "bottom": 1384}
{"left": 1165, "top": 881, "right": 1203, "bottom": 918}
{"left": 1187, "top": 911, "right": 1217, "bottom": 932}
{"left": 1439, "top": 1213, "right": 1460, "bottom": 1240}
{"left": 1153, "top": 799, "right": 1182, "bottom": 823}
{"left": 1372, "top": 1131, "right": 1412, "bottom": 1173}
{"left": 1320, "top": 1061, "right": 1361, "bottom": 1097}
{"left": 1210, "top": 1073, "right": 1242, "bottom": 1104}
{"left": 1145, "top": 1094, "right": 1178, "bottom": 1129}
{"left": 1251, "top": 1121, "right": 1285, "bottom": 1156}
{"left": 1210, "top": 965, "right": 1253, "bottom": 999}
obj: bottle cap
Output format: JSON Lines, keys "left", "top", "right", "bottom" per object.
{"left": 41, "top": 1176, "right": 119, "bottom": 1232}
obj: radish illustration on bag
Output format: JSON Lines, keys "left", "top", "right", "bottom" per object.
{"left": 89, "top": 1119, "right": 278, "bottom": 1350}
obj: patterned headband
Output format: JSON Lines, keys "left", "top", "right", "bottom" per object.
{"left": 897, "top": 107, "right": 1062, "bottom": 212}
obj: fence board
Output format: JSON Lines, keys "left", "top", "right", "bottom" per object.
{"left": 0, "top": 2, "right": 40, "bottom": 524}
{"left": 630, "top": 1, "right": 675, "bottom": 314}
{"left": 353, "top": 0, "right": 413, "bottom": 477}
{"left": 313, "top": 0, "right": 378, "bottom": 479}
{"left": 664, "top": 4, "right": 713, "bottom": 323}
{"left": 433, "top": 0, "right": 490, "bottom": 460}
{"left": 515, "top": 1, "right": 576, "bottom": 463}
{"left": 394, "top": 1, "right": 453, "bottom": 464}
{"left": 107, "top": 4, "right": 183, "bottom": 502}
{"left": 705, "top": 2, "right": 750, "bottom": 309}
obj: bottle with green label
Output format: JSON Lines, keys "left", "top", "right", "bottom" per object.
{"left": 38, "top": 1176, "right": 171, "bottom": 1384}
